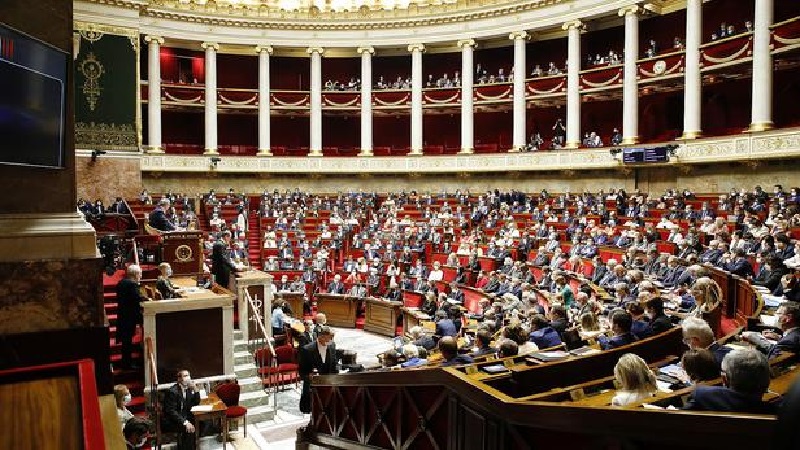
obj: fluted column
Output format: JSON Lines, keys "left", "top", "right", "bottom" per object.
{"left": 409, "top": 43, "right": 425, "bottom": 156}
{"left": 458, "top": 39, "right": 476, "bottom": 154}
{"left": 620, "top": 5, "right": 640, "bottom": 145}
{"left": 201, "top": 42, "right": 219, "bottom": 154}
{"left": 358, "top": 47, "right": 375, "bottom": 156}
{"left": 750, "top": 0, "right": 774, "bottom": 132}
{"left": 510, "top": 31, "right": 528, "bottom": 152}
{"left": 308, "top": 47, "right": 324, "bottom": 156}
{"left": 563, "top": 21, "right": 583, "bottom": 149}
{"left": 144, "top": 36, "right": 164, "bottom": 153}
{"left": 256, "top": 45, "right": 273, "bottom": 156}
{"left": 682, "top": 0, "right": 702, "bottom": 139}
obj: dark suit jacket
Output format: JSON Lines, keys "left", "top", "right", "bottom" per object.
{"left": 440, "top": 354, "right": 474, "bottom": 367}
{"left": 435, "top": 319, "right": 458, "bottom": 338}
{"left": 757, "top": 328, "right": 800, "bottom": 361}
{"left": 709, "top": 342, "right": 733, "bottom": 367}
{"left": 149, "top": 207, "right": 175, "bottom": 232}
{"left": 648, "top": 314, "right": 673, "bottom": 336}
{"left": 328, "top": 282, "right": 345, "bottom": 294}
{"left": 725, "top": 258, "right": 755, "bottom": 278}
{"left": 598, "top": 332, "right": 638, "bottom": 350}
{"left": 115, "top": 278, "right": 144, "bottom": 338}
{"left": 299, "top": 341, "right": 338, "bottom": 413}
{"left": 162, "top": 384, "right": 200, "bottom": 432}
{"left": 530, "top": 327, "right": 562, "bottom": 349}
{"left": 684, "top": 385, "right": 778, "bottom": 414}
{"left": 211, "top": 241, "right": 237, "bottom": 288}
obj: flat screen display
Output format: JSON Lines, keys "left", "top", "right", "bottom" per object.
{"left": 0, "top": 23, "right": 67, "bottom": 168}
{"left": 622, "top": 147, "right": 669, "bottom": 164}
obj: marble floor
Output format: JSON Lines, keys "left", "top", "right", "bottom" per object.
{"left": 159, "top": 328, "right": 394, "bottom": 450}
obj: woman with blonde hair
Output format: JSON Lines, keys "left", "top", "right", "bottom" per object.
{"left": 688, "top": 277, "right": 722, "bottom": 318}
{"left": 611, "top": 353, "right": 658, "bottom": 406}
{"left": 114, "top": 384, "right": 134, "bottom": 429}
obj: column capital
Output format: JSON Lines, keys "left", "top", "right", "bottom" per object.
{"left": 201, "top": 42, "right": 219, "bottom": 51}
{"left": 306, "top": 47, "right": 325, "bottom": 55}
{"left": 144, "top": 35, "right": 164, "bottom": 45}
{"left": 508, "top": 31, "right": 529, "bottom": 41}
{"left": 561, "top": 20, "right": 585, "bottom": 32}
{"left": 255, "top": 45, "right": 274, "bottom": 54}
{"left": 457, "top": 39, "right": 477, "bottom": 49}
{"left": 357, "top": 46, "right": 375, "bottom": 55}
{"left": 407, "top": 43, "right": 425, "bottom": 53}
{"left": 618, "top": 4, "right": 640, "bottom": 16}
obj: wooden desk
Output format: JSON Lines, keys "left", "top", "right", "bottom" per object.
{"left": 315, "top": 294, "right": 358, "bottom": 328}
{"left": 192, "top": 393, "right": 228, "bottom": 450}
{"left": 402, "top": 308, "right": 431, "bottom": 334}
{"left": 276, "top": 292, "right": 305, "bottom": 319}
{"left": 143, "top": 280, "right": 235, "bottom": 387}
{"left": 233, "top": 270, "right": 273, "bottom": 340}
{"left": 363, "top": 298, "right": 402, "bottom": 337}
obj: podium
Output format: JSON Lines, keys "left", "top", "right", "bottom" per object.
{"left": 276, "top": 292, "right": 305, "bottom": 319}
{"left": 161, "top": 231, "right": 204, "bottom": 277}
{"left": 233, "top": 270, "right": 273, "bottom": 341}
{"left": 142, "top": 278, "right": 235, "bottom": 387}
{"left": 363, "top": 298, "right": 402, "bottom": 337}
{"left": 314, "top": 294, "right": 358, "bottom": 328}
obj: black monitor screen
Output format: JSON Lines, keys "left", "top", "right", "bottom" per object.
{"left": 622, "top": 147, "right": 669, "bottom": 164}
{"left": 0, "top": 23, "right": 67, "bottom": 168}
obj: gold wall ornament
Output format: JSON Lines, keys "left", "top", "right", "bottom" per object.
{"left": 175, "top": 244, "right": 195, "bottom": 262}
{"left": 79, "top": 52, "right": 105, "bottom": 111}
{"left": 79, "top": 29, "right": 104, "bottom": 43}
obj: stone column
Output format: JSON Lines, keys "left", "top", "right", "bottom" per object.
{"left": 620, "top": 5, "right": 640, "bottom": 144}
{"left": 409, "top": 43, "right": 425, "bottom": 155}
{"left": 458, "top": 39, "right": 476, "bottom": 154}
{"left": 510, "top": 31, "right": 528, "bottom": 152}
{"left": 201, "top": 42, "right": 219, "bottom": 155}
{"left": 144, "top": 36, "right": 164, "bottom": 153}
{"left": 358, "top": 46, "right": 375, "bottom": 156}
{"left": 750, "top": 0, "right": 774, "bottom": 132}
{"left": 563, "top": 21, "right": 583, "bottom": 149}
{"left": 256, "top": 45, "right": 273, "bottom": 156}
{"left": 682, "top": 0, "right": 702, "bottom": 139}
{"left": 308, "top": 47, "right": 324, "bottom": 156}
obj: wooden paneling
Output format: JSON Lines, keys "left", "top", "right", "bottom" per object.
{"left": 156, "top": 307, "right": 224, "bottom": 381}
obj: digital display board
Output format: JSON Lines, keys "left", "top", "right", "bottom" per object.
{"left": 622, "top": 147, "right": 670, "bottom": 164}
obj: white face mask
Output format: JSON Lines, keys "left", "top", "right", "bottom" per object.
{"left": 123, "top": 394, "right": 132, "bottom": 404}
{"left": 136, "top": 436, "right": 148, "bottom": 448}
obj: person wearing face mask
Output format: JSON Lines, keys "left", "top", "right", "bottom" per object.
{"left": 115, "top": 384, "right": 134, "bottom": 429}
{"left": 162, "top": 369, "right": 201, "bottom": 450}
{"left": 123, "top": 417, "right": 152, "bottom": 449}
{"left": 742, "top": 302, "right": 800, "bottom": 362}
{"left": 156, "top": 262, "right": 179, "bottom": 299}
{"left": 299, "top": 326, "right": 338, "bottom": 414}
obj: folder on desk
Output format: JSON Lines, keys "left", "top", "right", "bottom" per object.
{"left": 528, "top": 351, "right": 569, "bottom": 362}
{"left": 191, "top": 405, "right": 213, "bottom": 413}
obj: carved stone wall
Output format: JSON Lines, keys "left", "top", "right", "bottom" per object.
{"left": 76, "top": 154, "right": 143, "bottom": 204}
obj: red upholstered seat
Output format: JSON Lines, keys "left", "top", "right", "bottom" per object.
{"left": 215, "top": 382, "right": 248, "bottom": 437}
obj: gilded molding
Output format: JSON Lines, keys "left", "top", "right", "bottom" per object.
{"left": 617, "top": 4, "right": 640, "bottom": 16}
{"left": 201, "top": 42, "right": 220, "bottom": 50}
{"left": 255, "top": 44, "right": 274, "bottom": 54}
{"left": 562, "top": 20, "right": 585, "bottom": 31}
{"left": 356, "top": 46, "right": 375, "bottom": 54}
{"left": 144, "top": 35, "right": 165, "bottom": 44}
{"left": 74, "top": 20, "right": 139, "bottom": 38}
{"left": 407, "top": 43, "right": 426, "bottom": 53}
{"left": 457, "top": 39, "right": 477, "bottom": 48}
{"left": 307, "top": 46, "right": 325, "bottom": 55}
{"left": 508, "top": 31, "right": 529, "bottom": 41}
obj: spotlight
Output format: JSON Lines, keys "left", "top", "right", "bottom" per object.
{"left": 210, "top": 156, "right": 222, "bottom": 169}
{"left": 90, "top": 149, "right": 106, "bottom": 162}
{"left": 666, "top": 144, "right": 679, "bottom": 157}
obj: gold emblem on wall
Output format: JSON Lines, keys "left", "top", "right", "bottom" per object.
{"left": 175, "top": 244, "right": 194, "bottom": 262}
{"left": 79, "top": 52, "right": 105, "bottom": 111}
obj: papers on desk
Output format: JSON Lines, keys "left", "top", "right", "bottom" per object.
{"left": 656, "top": 380, "right": 674, "bottom": 393}
{"left": 528, "top": 351, "right": 569, "bottom": 362}
{"left": 760, "top": 314, "right": 779, "bottom": 327}
{"left": 190, "top": 405, "right": 213, "bottom": 413}
{"left": 179, "top": 287, "right": 203, "bottom": 294}
{"left": 658, "top": 364, "right": 685, "bottom": 378}
{"left": 763, "top": 294, "right": 786, "bottom": 308}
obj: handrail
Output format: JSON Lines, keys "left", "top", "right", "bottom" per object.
{"left": 245, "top": 290, "right": 276, "bottom": 357}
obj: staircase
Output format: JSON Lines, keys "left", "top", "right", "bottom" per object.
{"left": 247, "top": 212, "right": 262, "bottom": 270}
{"left": 233, "top": 330, "right": 275, "bottom": 424}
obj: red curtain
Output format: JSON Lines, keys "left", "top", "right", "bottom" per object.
{"left": 159, "top": 47, "right": 178, "bottom": 83}
{"left": 192, "top": 56, "right": 205, "bottom": 84}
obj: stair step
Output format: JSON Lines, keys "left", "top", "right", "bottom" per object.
{"left": 233, "top": 330, "right": 244, "bottom": 341}
{"left": 234, "top": 341, "right": 250, "bottom": 352}
{"left": 234, "top": 350, "right": 252, "bottom": 365}
{"left": 245, "top": 404, "right": 275, "bottom": 423}
{"left": 234, "top": 362, "right": 258, "bottom": 378}
{"left": 238, "top": 376, "right": 264, "bottom": 394}
{"left": 240, "top": 390, "right": 272, "bottom": 408}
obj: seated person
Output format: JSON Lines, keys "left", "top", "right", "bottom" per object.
{"left": 598, "top": 311, "right": 638, "bottom": 350}
{"left": 123, "top": 417, "right": 152, "bottom": 450}
{"left": 328, "top": 274, "right": 345, "bottom": 294}
{"left": 380, "top": 350, "right": 400, "bottom": 370}
{"left": 681, "top": 348, "right": 721, "bottom": 384}
{"left": 742, "top": 302, "right": 800, "bottom": 362}
{"left": 114, "top": 384, "right": 134, "bottom": 430}
{"left": 149, "top": 199, "right": 176, "bottom": 232}
{"left": 611, "top": 353, "right": 657, "bottom": 406}
{"left": 439, "top": 336, "right": 474, "bottom": 367}
{"left": 400, "top": 344, "right": 427, "bottom": 368}
{"left": 681, "top": 317, "right": 731, "bottom": 367}
{"left": 471, "top": 328, "right": 495, "bottom": 357}
{"left": 162, "top": 369, "right": 201, "bottom": 450}
{"left": 644, "top": 297, "right": 673, "bottom": 336}
{"left": 156, "top": 262, "right": 179, "bottom": 299}
{"left": 434, "top": 310, "right": 458, "bottom": 338}
{"left": 683, "top": 348, "right": 778, "bottom": 414}
{"left": 530, "top": 314, "right": 563, "bottom": 349}
{"left": 497, "top": 338, "right": 519, "bottom": 358}
{"left": 272, "top": 301, "right": 287, "bottom": 336}
{"left": 410, "top": 326, "right": 436, "bottom": 351}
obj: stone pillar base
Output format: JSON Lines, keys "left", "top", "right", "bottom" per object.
{"left": 0, "top": 212, "right": 98, "bottom": 262}
{"left": 459, "top": 148, "right": 474, "bottom": 154}
{"left": 679, "top": 131, "right": 702, "bottom": 140}
{"left": 621, "top": 136, "right": 640, "bottom": 145}
{"left": 359, "top": 149, "right": 374, "bottom": 157}
{"left": 308, "top": 150, "right": 323, "bottom": 157}
{"left": 748, "top": 122, "right": 774, "bottom": 133}
{"left": 564, "top": 140, "right": 581, "bottom": 149}
{"left": 203, "top": 149, "right": 219, "bottom": 155}
{"left": 145, "top": 146, "right": 164, "bottom": 154}
{"left": 508, "top": 146, "right": 524, "bottom": 153}
{"left": 257, "top": 149, "right": 272, "bottom": 156}
{"left": 408, "top": 149, "right": 423, "bottom": 156}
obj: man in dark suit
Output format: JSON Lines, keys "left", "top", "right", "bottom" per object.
{"left": 723, "top": 248, "right": 755, "bottom": 278}
{"left": 682, "top": 317, "right": 731, "bottom": 367}
{"left": 327, "top": 274, "right": 345, "bottom": 294}
{"left": 162, "top": 369, "right": 201, "bottom": 450}
{"left": 447, "top": 282, "right": 464, "bottom": 305}
{"left": 529, "top": 314, "right": 563, "bottom": 349}
{"left": 439, "top": 336, "right": 474, "bottom": 367}
{"left": 211, "top": 231, "right": 239, "bottom": 290}
{"left": 549, "top": 305, "right": 569, "bottom": 339}
{"left": 684, "top": 348, "right": 777, "bottom": 414}
{"left": 149, "top": 199, "right": 176, "bottom": 232}
{"left": 471, "top": 329, "right": 495, "bottom": 358}
{"left": 299, "top": 326, "right": 338, "bottom": 413}
{"left": 116, "top": 265, "right": 144, "bottom": 370}
{"left": 644, "top": 298, "right": 673, "bottom": 336}
{"left": 743, "top": 302, "right": 800, "bottom": 362}
{"left": 434, "top": 310, "right": 458, "bottom": 338}
{"left": 598, "top": 311, "right": 638, "bottom": 350}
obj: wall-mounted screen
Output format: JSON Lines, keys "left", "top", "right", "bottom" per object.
{"left": 0, "top": 23, "right": 67, "bottom": 169}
